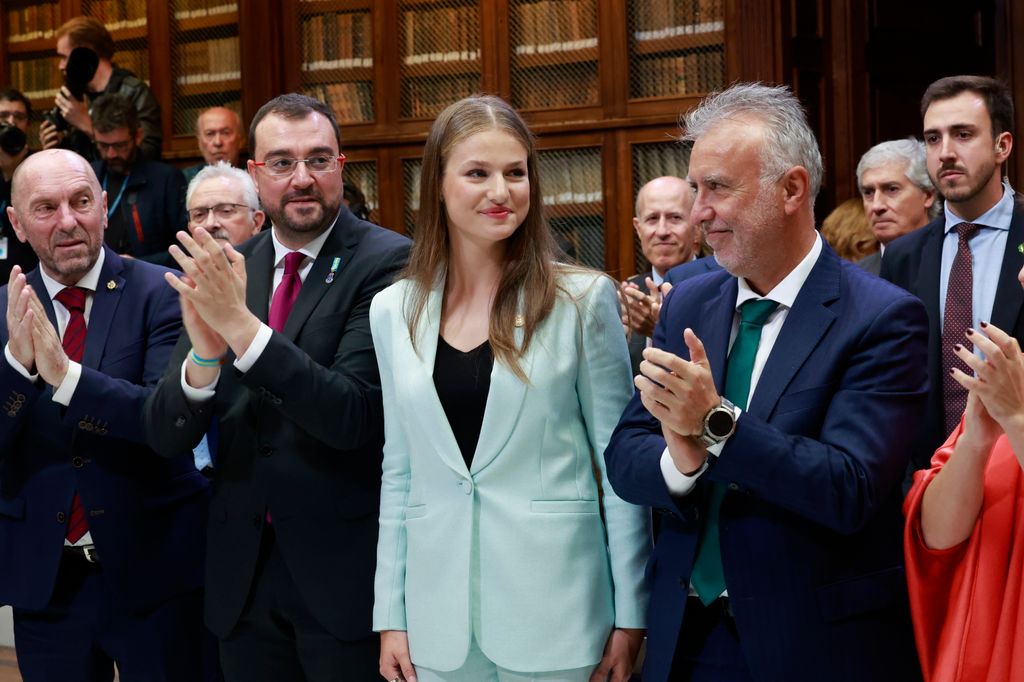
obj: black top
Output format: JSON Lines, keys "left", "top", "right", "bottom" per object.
{"left": 433, "top": 335, "right": 493, "bottom": 469}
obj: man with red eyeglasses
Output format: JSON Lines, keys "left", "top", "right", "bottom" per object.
{"left": 145, "top": 93, "right": 409, "bottom": 681}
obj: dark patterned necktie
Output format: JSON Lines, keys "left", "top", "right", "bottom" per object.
{"left": 55, "top": 286, "right": 89, "bottom": 543}
{"left": 941, "top": 223, "right": 979, "bottom": 437}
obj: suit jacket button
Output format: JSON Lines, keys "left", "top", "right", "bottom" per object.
{"left": 78, "top": 420, "right": 89, "bottom": 429}
{"left": 260, "top": 445, "right": 273, "bottom": 457}
{"left": 6, "top": 410, "right": 15, "bottom": 417}
{"left": 728, "top": 483, "right": 740, "bottom": 491}
{"left": 459, "top": 480, "right": 473, "bottom": 495}
{"left": 174, "top": 416, "right": 186, "bottom": 428}
{"left": 56, "top": 511, "right": 66, "bottom": 523}
{"left": 72, "top": 457, "right": 84, "bottom": 468}
{"left": 15, "top": 393, "right": 24, "bottom": 401}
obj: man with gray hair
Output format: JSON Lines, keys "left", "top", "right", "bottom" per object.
{"left": 186, "top": 161, "right": 264, "bottom": 247}
{"left": 605, "top": 83, "right": 928, "bottom": 681}
{"left": 856, "top": 138, "right": 937, "bottom": 274}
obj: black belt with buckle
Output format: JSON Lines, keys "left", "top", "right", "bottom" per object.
{"left": 64, "top": 544, "right": 100, "bottom": 564}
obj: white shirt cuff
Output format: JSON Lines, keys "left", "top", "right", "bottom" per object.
{"left": 660, "top": 447, "right": 708, "bottom": 495}
{"left": 51, "top": 361, "right": 82, "bottom": 405}
{"left": 180, "top": 359, "right": 218, "bottom": 401}
{"left": 4, "top": 343, "right": 38, "bottom": 382}
{"left": 234, "top": 323, "right": 273, "bottom": 373}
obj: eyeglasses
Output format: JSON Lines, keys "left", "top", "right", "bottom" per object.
{"left": 253, "top": 154, "right": 345, "bottom": 177}
{"left": 0, "top": 111, "right": 28, "bottom": 123}
{"left": 187, "top": 203, "right": 251, "bottom": 224}
{"left": 95, "top": 139, "right": 134, "bottom": 154}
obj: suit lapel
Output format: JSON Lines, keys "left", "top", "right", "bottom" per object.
{"left": 283, "top": 214, "right": 357, "bottom": 340}
{"left": 990, "top": 204, "right": 1024, "bottom": 332}
{"left": 82, "top": 247, "right": 125, "bottom": 368}
{"left": 747, "top": 247, "right": 840, "bottom": 419}
{"left": 470, "top": 306, "right": 534, "bottom": 475}
{"left": 916, "top": 224, "right": 944, "bottom": 335}
{"left": 245, "top": 232, "right": 275, "bottom": 323}
{"left": 695, "top": 276, "right": 738, "bottom": 395}
{"left": 408, "top": 287, "right": 470, "bottom": 476}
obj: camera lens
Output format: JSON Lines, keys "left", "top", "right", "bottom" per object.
{"left": 0, "top": 123, "right": 26, "bottom": 155}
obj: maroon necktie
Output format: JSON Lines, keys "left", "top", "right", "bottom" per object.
{"left": 268, "top": 251, "right": 305, "bottom": 333}
{"left": 55, "top": 286, "right": 89, "bottom": 543}
{"left": 941, "top": 223, "right": 979, "bottom": 437}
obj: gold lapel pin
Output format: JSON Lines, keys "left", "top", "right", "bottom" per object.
{"left": 106, "top": 280, "right": 116, "bottom": 290}
{"left": 1018, "top": 243, "right": 1023, "bottom": 254}
{"left": 514, "top": 314, "right": 525, "bottom": 328}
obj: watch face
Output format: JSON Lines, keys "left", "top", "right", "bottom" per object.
{"left": 707, "top": 408, "right": 734, "bottom": 438}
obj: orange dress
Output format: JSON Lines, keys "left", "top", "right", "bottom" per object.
{"left": 904, "top": 422, "right": 1024, "bottom": 682}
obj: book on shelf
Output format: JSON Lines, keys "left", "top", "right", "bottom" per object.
{"left": 633, "top": 0, "right": 724, "bottom": 41}
{"left": 173, "top": 0, "right": 238, "bottom": 20}
{"left": 175, "top": 36, "right": 241, "bottom": 85}
{"left": 401, "top": 5, "right": 479, "bottom": 66}
{"left": 304, "top": 82, "right": 374, "bottom": 123}
{"left": 514, "top": 64, "right": 599, "bottom": 109}
{"left": 300, "top": 11, "right": 373, "bottom": 72}
{"left": 117, "top": 47, "right": 150, "bottom": 81}
{"left": 631, "top": 46, "right": 724, "bottom": 99}
{"left": 403, "top": 74, "right": 478, "bottom": 118}
{"left": 87, "top": 0, "right": 148, "bottom": 31}
{"left": 514, "top": 0, "right": 597, "bottom": 55}
{"left": 6, "top": 3, "right": 60, "bottom": 44}
{"left": 10, "top": 56, "right": 61, "bottom": 100}
{"left": 539, "top": 150, "right": 602, "bottom": 207}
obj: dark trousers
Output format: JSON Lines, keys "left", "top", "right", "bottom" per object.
{"left": 218, "top": 524, "right": 379, "bottom": 682}
{"left": 14, "top": 549, "right": 210, "bottom": 682}
{"left": 670, "top": 597, "right": 754, "bottom": 682}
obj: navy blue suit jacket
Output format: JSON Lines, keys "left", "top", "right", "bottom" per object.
{"left": 664, "top": 254, "right": 723, "bottom": 284}
{"left": 880, "top": 202, "right": 1024, "bottom": 474}
{"left": 0, "top": 247, "right": 209, "bottom": 613}
{"left": 606, "top": 242, "right": 928, "bottom": 681}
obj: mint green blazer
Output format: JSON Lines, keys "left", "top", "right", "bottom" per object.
{"left": 370, "top": 272, "right": 651, "bottom": 673}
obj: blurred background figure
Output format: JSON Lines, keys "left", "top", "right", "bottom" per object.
{"left": 183, "top": 107, "right": 245, "bottom": 184}
{"left": 820, "top": 197, "right": 876, "bottom": 262}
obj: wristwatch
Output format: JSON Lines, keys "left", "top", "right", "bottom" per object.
{"left": 699, "top": 397, "right": 738, "bottom": 448}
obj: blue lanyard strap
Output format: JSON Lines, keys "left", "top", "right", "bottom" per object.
{"left": 102, "top": 175, "right": 128, "bottom": 218}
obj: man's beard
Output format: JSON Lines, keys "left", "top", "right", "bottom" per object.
{"left": 266, "top": 189, "right": 339, "bottom": 238}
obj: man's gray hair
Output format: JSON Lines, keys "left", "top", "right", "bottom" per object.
{"left": 856, "top": 137, "right": 935, "bottom": 194}
{"left": 680, "top": 83, "right": 823, "bottom": 205}
{"left": 186, "top": 161, "right": 259, "bottom": 211}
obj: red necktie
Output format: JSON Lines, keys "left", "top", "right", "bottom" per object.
{"left": 55, "top": 287, "right": 89, "bottom": 543}
{"left": 268, "top": 251, "right": 306, "bottom": 333}
{"left": 941, "top": 222, "right": 979, "bottom": 437}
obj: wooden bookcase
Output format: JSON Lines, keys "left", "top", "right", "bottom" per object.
{"left": 1, "top": 0, "right": 777, "bottom": 278}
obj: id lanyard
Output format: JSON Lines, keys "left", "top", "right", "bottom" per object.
{"left": 102, "top": 175, "right": 128, "bottom": 218}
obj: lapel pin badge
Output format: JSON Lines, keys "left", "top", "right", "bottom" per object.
{"left": 514, "top": 314, "right": 525, "bottom": 328}
{"left": 106, "top": 280, "right": 116, "bottom": 290}
{"left": 325, "top": 257, "right": 341, "bottom": 284}
{"left": 1018, "top": 243, "right": 1023, "bottom": 254}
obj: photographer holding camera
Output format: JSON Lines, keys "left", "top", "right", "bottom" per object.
{"left": 0, "top": 88, "right": 38, "bottom": 283}
{"left": 40, "top": 16, "right": 162, "bottom": 161}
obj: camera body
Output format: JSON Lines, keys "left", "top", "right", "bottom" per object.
{"left": 0, "top": 123, "right": 26, "bottom": 156}
{"left": 44, "top": 46, "right": 100, "bottom": 133}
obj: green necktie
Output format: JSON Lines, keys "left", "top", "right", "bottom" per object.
{"left": 690, "top": 298, "right": 779, "bottom": 605}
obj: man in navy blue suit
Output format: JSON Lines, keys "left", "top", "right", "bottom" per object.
{"left": 0, "top": 149, "right": 210, "bottom": 681}
{"left": 605, "top": 84, "right": 929, "bottom": 681}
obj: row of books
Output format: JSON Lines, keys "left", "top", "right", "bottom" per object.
{"left": 631, "top": 48, "right": 725, "bottom": 99}
{"left": 6, "top": 4, "right": 59, "bottom": 44}
{"left": 173, "top": 1, "right": 238, "bottom": 21}
{"left": 634, "top": 20, "right": 725, "bottom": 43}
{"left": 117, "top": 47, "right": 151, "bottom": 81}
{"left": 513, "top": 65, "right": 599, "bottom": 109}
{"left": 402, "top": 6, "right": 478, "bottom": 63}
{"left": 634, "top": 142, "right": 691, "bottom": 186}
{"left": 174, "top": 37, "right": 240, "bottom": 84}
{"left": 513, "top": 0, "right": 597, "bottom": 52}
{"left": 538, "top": 149, "right": 603, "bottom": 206}
{"left": 173, "top": 99, "right": 241, "bottom": 135}
{"left": 303, "top": 82, "right": 374, "bottom": 123}
{"left": 300, "top": 12, "right": 372, "bottom": 70}
{"left": 85, "top": 0, "right": 147, "bottom": 27}
{"left": 9, "top": 57, "right": 61, "bottom": 100}
{"left": 632, "top": 0, "right": 722, "bottom": 33}
{"left": 402, "top": 74, "right": 479, "bottom": 119}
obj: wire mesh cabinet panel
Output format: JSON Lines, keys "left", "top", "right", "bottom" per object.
{"left": 539, "top": 146, "right": 604, "bottom": 269}
{"left": 170, "top": 0, "right": 241, "bottom": 136}
{"left": 399, "top": 0, "right": 482, "bottom": 120}
{"left": 401, "top": 157, "right": 423, "bottom": 235}
{"left": 630, "top": 138, "right": 692, "bottom": 273}
{"left": 628, "top": 0, "right": 725, "bottom": 100}
{"left": 298, "top": 1, "right": 375, "bottom": 125}
{"left": 4, "top": 0, "right": 62, "bottom": 147}
{"left": 508, "top": 0, "right": 599, "bottom": 111}
{"left": 80, "top": 0, "right": 149, "bottom": 83}
{"left": 343, "top": 159, "right": 380, "bottom": 224}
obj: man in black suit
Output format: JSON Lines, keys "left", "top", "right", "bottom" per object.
{"left": 856, "top": 138, "right": 937, "bottom": 275}
{"left": 621, "top": 176, "right": 701, "bottom": 375}
{"left": 144, "top": 93, "right": 410, "bottom": 681}
{"left": 881, "top": 75, "right": 1024, "bottom": 475}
